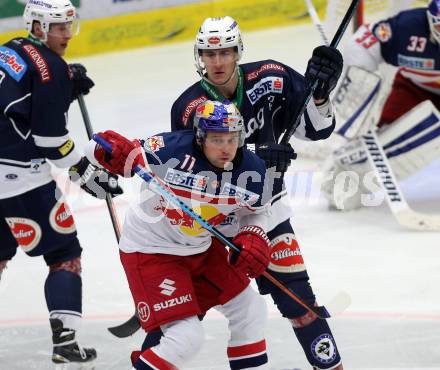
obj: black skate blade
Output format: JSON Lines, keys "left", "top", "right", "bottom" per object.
{"left": 107, "top": 311, "right": 140, "bottom": 338}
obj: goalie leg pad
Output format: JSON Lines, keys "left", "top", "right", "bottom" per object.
{"left": 379, "top": 100, "right": 440, "bottom": 180}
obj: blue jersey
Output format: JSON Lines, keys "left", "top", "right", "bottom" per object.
{"left": 0, "top": 37, "right": 81, "bottom": 199}
{"left": 346, "top": 8, "right": 440, "bottom": 95}
{"left": 118, "top": 130, "right": 272, "bottom": 255}
{"left": 171, "top": 60, "right": 335, "bottom": 143}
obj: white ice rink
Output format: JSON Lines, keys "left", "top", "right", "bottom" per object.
{"left": 1, "top": 23, "right": 440, "bottom": 369}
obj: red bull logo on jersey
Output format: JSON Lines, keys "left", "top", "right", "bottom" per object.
{"left": 374, "top": 22, "right": 392, "bottom": 42}
{"left": 0, "top": 47, "right": 27, "bottom": 82}
{"left": 146, "top": 135, "right": 164, "bottom": 152}
{"left": 165, "top": 168, "right": 207, "bottom": 191}
{"left": 5, "top": 217, "right": 42, "bottom": 252}
{"left": 246, "top": 76, "right": 283, "bottom": 105}
{"left": 220, "top": 182, "right": 259, "bottom": 205}
{"left": 155, "top": 199, "right": 226, "bottom": 236}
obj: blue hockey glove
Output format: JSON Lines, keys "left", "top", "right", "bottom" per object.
{"left": 305, "top": 45, "right": 343, "bottom": 101}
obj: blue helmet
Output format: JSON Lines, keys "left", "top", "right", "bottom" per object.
{"left": 428, "top": 0, "right": 440, "bottom": 44}
{"left": 194, "top": 100, "right": 245, "bottom": 147}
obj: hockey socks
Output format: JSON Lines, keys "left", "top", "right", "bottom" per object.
{"left": 227, "top": 339, "right": 268, "bottom": 369}
{"left": 45, "top": 269, "right": 82, "bottom": 329}
{"left": 133, "top": 349, "right": 178, "bottom": 370}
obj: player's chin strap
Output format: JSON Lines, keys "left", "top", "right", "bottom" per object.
{"left": 304, "top": 0, "right": 440, "bottom": 231}
{"left": 94, "top": 134, "right": 351, "bottom": 337}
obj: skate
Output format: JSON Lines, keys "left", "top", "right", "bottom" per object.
{"left": 50, "top": 318, "right": 97, "bottom": 369}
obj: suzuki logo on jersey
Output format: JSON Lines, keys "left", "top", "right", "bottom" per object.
{"left": 0, "top": 47, "right": 27, "bottom": 82}
{"left": 153, "top": 294, "right": 193, "bottom": 312}
{"left": 397, "top": 54, "right": 435, "bottom": 70}
{"left": 246, "top": 77, "right": 283, "bottom": 105}
{"left": 159, "top": 278, "right": 176, "bottom": 296}
{"left": 220, "top": 183, "right": 259, "bottom": 205}
{"left": 165, "top": 168, "right": 207, "bottom": 191}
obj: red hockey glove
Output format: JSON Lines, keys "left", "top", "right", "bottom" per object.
{"left": 230, "top": 226, "right": 271, "bottom": 278}
{"left": 94, "top": 130, "right": 142, "bottom": 177}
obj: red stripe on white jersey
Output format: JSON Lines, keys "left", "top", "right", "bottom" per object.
{"left": 227, "top": 339, "right": 266, "bottom": 359}
{"left": 140, "top": 349, "right": 178, "bottom": 370}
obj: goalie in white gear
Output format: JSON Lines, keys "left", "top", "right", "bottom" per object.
{"left": 323, "top": 0, "right": 440, "bottom": 210}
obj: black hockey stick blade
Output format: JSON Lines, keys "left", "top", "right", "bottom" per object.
{"left": 108, "top": 311, "right": 140, "bottom": 338}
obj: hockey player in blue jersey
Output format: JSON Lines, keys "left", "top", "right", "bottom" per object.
{"left": 143, "top": 16, "right": 345, "bottom": 370}
{"left": 323, "top": 0, "right": 440, "bottom": 211}
{"left": 0, "top": 0, "right": 122, "bottom": 366}
{"left": 88, "top": 100, "right": 273, "bottom": 369}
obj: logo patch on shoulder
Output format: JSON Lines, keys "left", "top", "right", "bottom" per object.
{"left": 145, "top": 136, "right": 165, "bottom": 152}
{"left": 5, "top": 217, "right": 42, "bottom": 252}
{"left": 374, "top": 22, "right": 392, "bottom": 42}
{"left": 49, "top": 201, "right": 76, "bottom": 234}
{"left": 0, "top": 46, "right": 28, "bottom": 82}
{"left": 246, "top": 76, "right": 283, "bottom": 105}
{"left": 182, "top": 96, "right": 207, "bottom": 126}
{"left": 22, "top": 44, "right": 51, "bottom": 83}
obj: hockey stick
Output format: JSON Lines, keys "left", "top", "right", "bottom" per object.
{"left": 302, "top": 3, "right": 440, "bottom": 230}
{"left": 94, "top": 134, "right": 351, "bottom": 320}
{"left": 77, "top": 94, "right": 122, "bottom": 242}
{"left": 77, "top": 95, "right": 140, "bottom": 337}
{"left": 279, "top": 0, "right": 360, "bottom": 145}
{"left": 361, "top": 130, "right": 440, "bottom": 231}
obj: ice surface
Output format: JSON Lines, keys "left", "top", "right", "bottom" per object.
{"left": 1, "top": 23, "right": 439, "bottom": 369}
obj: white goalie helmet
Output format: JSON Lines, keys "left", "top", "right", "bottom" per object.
{"left": 194, "top": 16, "right": 243, "bottom": 77}
{"left": 23, "top": 0, "right": 78, "bottom": 39}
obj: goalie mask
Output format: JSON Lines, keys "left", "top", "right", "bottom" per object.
{"left": 427, "top": 0, "right": 440, "bottom": 44}
{"left": 194, "top": 16, "right": 243, "bottom": 79}
{"left": 194, "top": 100, "right": 245, "bottom": 147}
{"left": 23, "top": 0, "right": 79, "bottom": 41}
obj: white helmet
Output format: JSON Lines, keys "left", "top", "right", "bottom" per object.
{"left": 194, "top": 16, "right": 243, "bottom": 77}
{"left": 23, "top": 0, "right": 78, "bottom": 39}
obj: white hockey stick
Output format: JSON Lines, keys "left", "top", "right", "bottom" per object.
{"left": 361, "top": 130, "right": 440, "bottom": 231}
{"left": 304, "top": 0, "right": 330, "bottom": 45}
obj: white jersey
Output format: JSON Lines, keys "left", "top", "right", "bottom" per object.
{"left": 95, "top": 131, "right": 273, "bottom": 256}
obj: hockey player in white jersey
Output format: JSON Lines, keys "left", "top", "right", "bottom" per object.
{"left": 87, "top": 100, "right": 273, "bottom": 369}
{"left": 324, "top": 0, "right": 440, "bottom": 210}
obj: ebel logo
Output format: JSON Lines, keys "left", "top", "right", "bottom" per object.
{"left": 165, "top": 168, "right": 207, "bottom": 191}
{"left": 153, "top": 294, "right": 193, "bottom": 311}
{"left": 246, "top": 76, "right": 283, "bottom": 105}
{"left": 159, "top": 278, "right": 176, "bottom": 296}
{"left": 220, "top": 182, "right": 259, "bottom": 205}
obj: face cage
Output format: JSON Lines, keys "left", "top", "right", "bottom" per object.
{"left": 427, "top": 10, "right": 440, "bottom": 44}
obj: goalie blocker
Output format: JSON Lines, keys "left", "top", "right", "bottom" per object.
{"left": 323, "top": 100, "right": 440, "bottom": 210}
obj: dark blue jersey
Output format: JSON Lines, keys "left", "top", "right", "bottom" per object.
{"left": 0, "top": 37, "right": 80, "bottom": 198}
{"left": 171, "top": 60, "right": 335, "bottom": 143}
{"left": 371, "top": 8, "right": 439, "bottom": 71}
